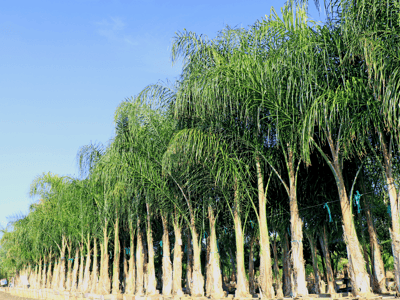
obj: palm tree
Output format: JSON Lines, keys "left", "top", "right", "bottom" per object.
{"left": 170, "top": 4, "right": 321, "bottom": 295}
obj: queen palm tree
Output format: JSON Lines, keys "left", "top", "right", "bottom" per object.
{"left": 170, "top": 3, "right": 324, "bottom": 296}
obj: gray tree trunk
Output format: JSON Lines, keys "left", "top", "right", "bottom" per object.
{"left": 126, "top": 221, "right": 136, "bottom": 295}
{"left": 273, "top": 235, "right": 284, "bottom": 298}
{"left": 256, "top": 159, "right": 274, "bottom": 298}
{"left": 207, "top": 207, "right": 224, "bottom": 298}
{"left": 82, "top": 238, "right": 92, "bottom": 293}
{"left": 161, "top": 214, "right": 173, "bottom": 296}
{"left": 145, "top": 203, "right": 158, "bottom": 295}
{"left": 282, "top": 233, "right": 292, "bottom": 297}
{"left": 233, "top": 179, "right": 251, "bottom": 298}
{"left": 135, "top": 218, "right": 145, "bottom": 296}
{"left": 90, "top": 237, "right": 99, "bottom": 294}
{"left": 112, "top": 215, "right": 121, "bottom": 295}
{"left": 306, "top": 232, "right": 321, "bottom": 294}
{"left": 58, "top": 236, "right": 67, "bottom": 291}
{"left": 319, "top": 226, "right": 335, "bottom": 294}
{"left": 287, "top": 154, "right": 308, "bottom": 296}
{"left": 172, "top": 213, "right": 183, "bottom": 295}
{"left": 185, "top": 231, "right": 193, "bottom": 294}
{"left": 71, "top": 248, "right": 80, "bottom": 291}
{"left": 78, "top": 243, "right": 85, "bottom": 292}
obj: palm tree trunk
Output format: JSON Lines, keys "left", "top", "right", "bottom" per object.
{"left": 249, "top": 234, "right": 255, "bottom": 295}
{"left": 66, "top": 242, "right": 72, "bottom": 291}
{"left": 319, "top": 225, "right": 335, "bottom": 294}
{"left": 32, "top": 265, "right": 38, "bottom": 289}
{"left": 228, "top": 247, "right": 236, "bottom": 282}
{"left": 172, "top": 213, "right": 183, "bottom": 296}
{"left": 78, "top": 243, "right": 85, "bottom": 292}
{"left": 99, "top": 225, "right": 111, "bottom": 294}
{"left": 143, "top": 239, "right": 148, "bottom": 292}
{"left": 273, "top": 235, "right": 284, "bottom": 298}
{"left": 46, "top": 250, "right": 53, "bottom": 289}
{"left": 29, "top": 264, "right": 34, "bottom": 288}
{"left": 207, "top": 206, "right": 224, "bottom": 298}
{"left": 362, "top": 242, "right": 372, "bottom": 286}
{"left": 361, "top": 188, "right": 386, "bottom": 293}
{"left": 282, "top": 232, "right": 292, "bottom": 297}
{"left": 42, "top": 256, "right": 47, "bottom": 289}
{"left": 82, "top": 237, "right": 92, "bottom": 293}
{"left": 186, "top": 195, "right": 204, "bottom": 296}
{"left": 37, "top": 258, "right": 42, "bottom": 289}
{"left": 190, "top": 225, "right": 204, "bottom": 296}
{"left": 112, "top": 214, "right": 121, "bottom": 295}
{"left": 58, "top": 235, "right": 67, "bottom": 291}
{"left": 256, "top": 159, "right": 274, "bottom": 298}
{"left": 306, "top": 232, "right": 321, "bottom": 294}
{"left": 233, "top": 179, "right": 251, "bottom": 298}
{"left": 368, "top": 219, "right": 387, "bottom": 293}
{"left": 185, "top": 231, "right": 193, "bottom": 294}
{"left": 29, "top": 265, "right": 33, "bottom": 288}
{"left": 356, "top": 211, "right": 372, "bottom": 285}
{"left": 37, "top": 263, "right": 41, "bottom": 288}
{"left": 287, "top": 153, "right": 308, "bottom": 296}
{"left": 334, "top": 164, "right": 370, "bottom": 295}
{"left": 136, "top": 218, "right": 145, "bottom": 296}
{"left": 324, "top": 135, "right": 370, "bottom": 296}
{"left": 52, "top": 261, "right": 59, "bottom": 290}
{"left": 380, "top": 134, "right": 400, "bottom": 293}
{"left": 206, "top": 236, "right": 212, "bottom": 296}
{"left": 161, "top": 214, "right": 173, "bottom": 296}
{"left": 126, "top": 221, "right": 136, "bottom": 295}
{"left": 145, "top": 203, "right": 158, "bottom": 295}
{"left": 90, "top": 237, "right": 99, "bottom": 294}
{"left": 71, "top": 247, "right": 80, "bottom": 291}
{"left": 122, "top": 240, "right": 128, "bottom": 293}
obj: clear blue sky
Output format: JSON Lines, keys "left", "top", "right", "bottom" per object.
{"left": 0, "top": 0, "right": 325, "bottom": 230}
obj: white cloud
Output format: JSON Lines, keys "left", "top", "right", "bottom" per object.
{"left": 95, "top": 17, "right": 137, "bottom": 46}
{"left": 123, "top": 36, "right": 139, "bottom": 46}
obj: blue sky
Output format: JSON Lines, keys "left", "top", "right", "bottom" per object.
{"left": 0, "top": 0, "right": 325, "bottom": 230}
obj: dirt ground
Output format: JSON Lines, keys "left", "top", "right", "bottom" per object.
{"left": 0, "top": 291, "right": 35, "bottom": 300}
{"left": 0, "top": 291, "right": 398, "bottom": 300}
